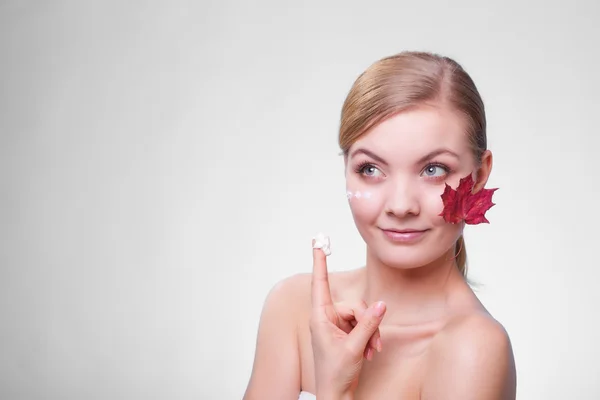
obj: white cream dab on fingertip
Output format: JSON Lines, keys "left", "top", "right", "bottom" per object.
{"left": 312, "top": 232, "right": 332, "bottom": 256}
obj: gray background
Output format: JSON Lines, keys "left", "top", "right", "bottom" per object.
{"left": 1, "top": 1, "right": 599, "bottom": 399}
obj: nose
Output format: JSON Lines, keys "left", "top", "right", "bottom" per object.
{"left": 384, "top": 180, "right": 420, "bottom": 218}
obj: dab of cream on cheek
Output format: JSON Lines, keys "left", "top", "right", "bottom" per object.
{"left": 346, "top": 189, "right": 374, "bottom": 200}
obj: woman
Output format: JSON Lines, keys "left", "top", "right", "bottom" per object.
{"left": 243, "top": 51, "right": 517, "bottom": 400}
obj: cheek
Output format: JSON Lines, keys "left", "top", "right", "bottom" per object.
{"left": 423, "top": 188, "right": 446, "bottom": 222}
{"left": 346, "top": 187, "right": 382, "bottom": 224}
{"left": 424, "top": 188, "right": 464, "bottom": 237}
{"left": 348, "top": 195, "right": 378, "bottom": 220}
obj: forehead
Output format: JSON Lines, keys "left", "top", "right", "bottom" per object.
{"left": 349, "top": 105, "right": 470, "bottom": 162}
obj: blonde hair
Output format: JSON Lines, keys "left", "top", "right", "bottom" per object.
{"left": 338, "top": 51, "right": 487, "bottom": 277}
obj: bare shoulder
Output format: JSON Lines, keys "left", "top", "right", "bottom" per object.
{"left": 258, "top": 273, "right": 314, "bottom": 326}
{"left": 421, "top": 311, "right": 517, "bottom": 400}
{"left": 268, "top": 273, "right": 312, "bottom": 302}
{"left": 438, "top": 311, "right": 512, "bottom": 351}
{"left": 243, "top": 273, "right": 316, "bottom": 399}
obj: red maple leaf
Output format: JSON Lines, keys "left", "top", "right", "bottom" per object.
{"left": 439, "top": 174, "right": 498, "bottom": 225}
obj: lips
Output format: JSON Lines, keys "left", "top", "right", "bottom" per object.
{"left": 384, "top": 229, "right": 426, "bottom": 233}
{"left": 380, "top": 228, "right": 429, "bottom": 243}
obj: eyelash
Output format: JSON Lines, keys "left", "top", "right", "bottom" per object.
{"left": 354, "top": 161, "right": 452, "bottom": 181}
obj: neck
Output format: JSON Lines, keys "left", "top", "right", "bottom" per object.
{"left": 361, "top": 246, "right": 465, "bottom": 325}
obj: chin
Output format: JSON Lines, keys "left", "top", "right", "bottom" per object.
{"left": 375, "top": 246, "right": 443, "bottom": 269}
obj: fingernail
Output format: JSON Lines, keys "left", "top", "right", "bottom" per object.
{"left": 366, "top": 347, "right": 373, "bottom": 361}
{"left": 373, "top": 301, "right": 386, "bottom": 317}
{"left": 377, "top": 338, "right": 382, "bottom": 352}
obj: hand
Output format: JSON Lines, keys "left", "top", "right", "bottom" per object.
{"left": 310, "top": 235, "right": 387, "bottom": 399}
{"left": 333, "top": 300, "right": 382, "bottom": 360}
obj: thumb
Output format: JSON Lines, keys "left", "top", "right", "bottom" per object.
{"left": 347, "top": 301, "right": 386, "bottom": 354}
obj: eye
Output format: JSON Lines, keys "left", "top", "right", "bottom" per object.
{"left": 356, "top": 162, "right": 384, "bottom": 179}
{"left": 422, "top": 163, "right": 449, "bottom": 178}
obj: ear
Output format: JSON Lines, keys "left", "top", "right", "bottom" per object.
{"left": 473, "top": 150, "right": 493, "bottom": 192}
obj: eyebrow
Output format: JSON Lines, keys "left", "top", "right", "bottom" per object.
{"left": 350, "top": 148, "right": 460, "bottom": 165}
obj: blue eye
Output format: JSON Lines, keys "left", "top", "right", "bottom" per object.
{"left": 356, "top": 162, "right": 383, "bottom": 178}
{"left": 422, "top": 164, "right": 449, "bottom": 178}
{"left": 363, "top": 166, "right": 380, "bottom": 176}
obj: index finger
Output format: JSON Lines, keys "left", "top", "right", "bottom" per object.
{"left": 311, "top": 233, "right": 333, "bottom": 309}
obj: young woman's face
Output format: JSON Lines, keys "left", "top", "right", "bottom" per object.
{"left": 344, "top": 105, "right": 485, "bottom": 269}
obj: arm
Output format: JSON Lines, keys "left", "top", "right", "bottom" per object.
{"left": 243, "top": 275, "right": 303, "bottom": 400}
{"left": 421, "top": 313, "right": 517, "bottom": 400}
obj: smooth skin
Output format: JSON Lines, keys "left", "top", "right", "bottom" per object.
{"left": 243, "top": 105, "right": 517, "bottom": 400}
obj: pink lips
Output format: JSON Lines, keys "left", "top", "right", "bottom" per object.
{"left": 381, "top": 228, "right": 428, "bottom": 243}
